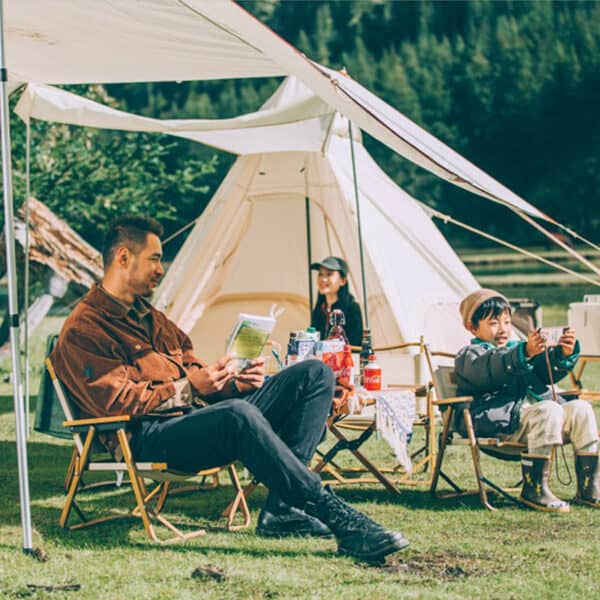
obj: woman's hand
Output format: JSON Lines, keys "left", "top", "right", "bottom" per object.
{"left": 558, "top": 327, "right": 577, "bottom": 357}
{"left": 234, "top": 357, "right": 266, "bottom": 394}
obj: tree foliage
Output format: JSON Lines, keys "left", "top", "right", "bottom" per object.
{"left": 3, "top": 0, "right": 600, "bottom": 253}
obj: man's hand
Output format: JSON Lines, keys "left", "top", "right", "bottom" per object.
{"left": 558, "top": 327, "right": 577, "bottom": 357}
{"left": 234, "top": 357, "right": 266, "bottom": 394}
{"left": 188, "top": 355, "right": 235, "bottom": 396}
{"left": 525, "top": 329, "right": 546, "bottom": 358}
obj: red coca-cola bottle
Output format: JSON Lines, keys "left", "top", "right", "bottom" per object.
{"left": 339, "top": 344, "right": 354, "bottom": 388}
{"left": 363, "top": 354, "right": 382, "bottom": 391}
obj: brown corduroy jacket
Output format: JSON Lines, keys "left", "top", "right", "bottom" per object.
{"left": 51, "top": 284, "right": 206, "bottom": 418}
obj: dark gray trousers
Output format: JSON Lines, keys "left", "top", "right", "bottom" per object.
{"left": 131, "top": 360, "right": 334, "bottom": 508}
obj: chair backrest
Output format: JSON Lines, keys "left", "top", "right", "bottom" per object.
{"left": 422, "top": 343, "right": 458, "bottom": 405}
{"left": 34, "top": 334, "right": 85, "bottom": 453}
{"left": 432, "top": 365, "right": 459, "bottom": 401}
{"left": 371, "top": 340, "right": 428, "bottom": 387}
{"left": 44, "top": 356, "right": 85, "bottom": 454}
{"left": 34, "top": 334, "right": 73, "bottom": 441}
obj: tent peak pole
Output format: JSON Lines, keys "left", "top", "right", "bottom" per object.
{"left": 348, "top": 120, "right": 369, "bottom": 328}
{"left": 304, "top": 162, "right": 314, "bottom": 314}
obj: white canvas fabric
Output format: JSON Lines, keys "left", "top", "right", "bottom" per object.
{"left": 15, "top": 81, "right": 335, "bottom": 155}
{"left": 8, "top": 0, "right": 549, "bottom": 221}
{"left": 152, "top": 79, "right": 479, "bottom": 361}
{"left": 5, "top": 0, "right": 285, "bottom": 84}
{"left": 15, "top": 74, "right": 480, "bottom": 356}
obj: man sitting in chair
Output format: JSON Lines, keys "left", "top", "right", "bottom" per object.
{"left": 455, "top": 288, "right": 600, "bottom": 512}
{"left": 51, "top": 215, "right": 409, "bottom": 562}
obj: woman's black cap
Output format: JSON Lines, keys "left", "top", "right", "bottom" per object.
{"left": 310, "top": 256, "right": 348, "bottom": 277}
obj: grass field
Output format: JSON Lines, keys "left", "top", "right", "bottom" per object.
{"left": 1, "top": 297, "right": 600, "bottom": 599}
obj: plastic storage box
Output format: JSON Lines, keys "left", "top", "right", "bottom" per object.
{"left": 568, "top": 295, "right": 600, "bottom": 356}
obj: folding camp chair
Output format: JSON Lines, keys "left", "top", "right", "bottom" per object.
{"left": 569, "top": 356, "right": 600, "bottom": 402}
{"left": 311, "top": 340, "right": 434, "bottom": 494}
{"left": 424, "top": 344, "right": 526, "bottom": 510}
{"left": 43, "top": 355, "right": 250, "bottom": 543}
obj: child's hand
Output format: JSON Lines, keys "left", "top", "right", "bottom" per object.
{"left": 558, "top": 328, "right": 577, "bottom": 357}
{"left": 525, "top": 330, "right": 546, "bottom": 358}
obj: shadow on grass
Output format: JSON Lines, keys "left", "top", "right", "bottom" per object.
{"left": 328, "top": 482, "right": 524, "bottom": 512}
{"left": 18, "top": 500, "right": 334, "bottom": 560}
{"left": 1, "top": 437, "right": 334, "bottom": 558}
{"left": 0, "top": 394, "right": 29, "bottom": 416}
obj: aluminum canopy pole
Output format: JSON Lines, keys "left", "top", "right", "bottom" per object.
{"left": 0, "top": 0, "right": 33, "bottom": 553}
{"left": 347, "top": 120, "right": 369, "bottom": 328}
{"left": 23, "top": 121, "right": 31, "bottom": 433}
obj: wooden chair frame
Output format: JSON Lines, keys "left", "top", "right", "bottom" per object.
{"left": 46, "top": 358, "right": 251, "bottom": 543}
{"left": 311, "top": 340, "right": 436, "bottom": 494}
{"left": 569, "top": 355, "right": 600, "bottom": 402}
{"left": 223, "top": 341, "right": 435, "bottom": 510}
{"left": 424, "top": 345, "right": 526, "bottom": 511}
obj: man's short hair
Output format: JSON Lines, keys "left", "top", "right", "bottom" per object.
{"left": 471, "top": 296, "right": 512, "bottom": 328}
{"left": 102, "top": 215, "right": 163, "bottom": 267}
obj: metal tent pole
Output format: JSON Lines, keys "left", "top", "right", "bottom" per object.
{"left": 23, "top": 121, "right": 31, "bottom": 433}
{"left": 303, "top": 164, "right": 314, "bottom": 312}
{"left": 347, "top": 120, "right": 369, "bottom": 328}
{"left": 305, "top": 196, "right": 314, "bottom": 311}
{"left": 0, "top": 0, "right": 33, "bottom": 553}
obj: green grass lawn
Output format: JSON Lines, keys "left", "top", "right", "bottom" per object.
{"left": 1, "top": 305, "right": 600, "bottom": 599}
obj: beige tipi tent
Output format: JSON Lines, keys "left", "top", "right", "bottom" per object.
{"left": 153, "top": 77, "right": 479, "bottom": 361}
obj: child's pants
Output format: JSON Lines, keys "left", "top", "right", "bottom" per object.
{"left": 505, "top": 399, "right": 598, "bottom": 453}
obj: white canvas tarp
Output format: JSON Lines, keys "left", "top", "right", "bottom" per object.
{"left": 7, "top": 0, "right": 551, "bottom": 222}
{"left": 15, "top": 82, "right": 335, "bottom": 155}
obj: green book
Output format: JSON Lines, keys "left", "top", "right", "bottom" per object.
{"left": 226, "top": 312, "right": 276, "bottom": 372}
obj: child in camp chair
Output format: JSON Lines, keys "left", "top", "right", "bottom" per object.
{"left": 454, "top": 288, "right": 600, "bottom": 512}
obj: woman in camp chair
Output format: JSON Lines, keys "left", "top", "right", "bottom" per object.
{"left": 310, "top": 256, "right": 363, "bottom": 347}
{"left": 455, "top": 289, "right": 600, "bottom": 513}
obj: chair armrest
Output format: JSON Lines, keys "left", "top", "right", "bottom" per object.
{"left": 387, "top": 383, "right": 430, "bottom": 396}
{"left": 372, "top": 342, "right": 423, "bottom": 352}
{"left": 559, "top": 388, "right": 582, "bottom": 400}
{"left": 432, "top": 396, "right": 473, "bottom": 406}
{"left": 63, "top": 415, "right": 131, "bottom": 427}
{"left": 63, "top": 415, "right": 131, "bottom": 433}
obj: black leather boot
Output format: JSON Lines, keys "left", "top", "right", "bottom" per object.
{"left": 573, "top": 452, "right": 600, "bottom": 508}
{"left": 256, "top": 491, "right": 333, "bottom": 538}
{"left": 520, "top": 453, "right": 570, "bottom": 513}
{"left": 304, "top": 485, "right": 409, "bottom": 562}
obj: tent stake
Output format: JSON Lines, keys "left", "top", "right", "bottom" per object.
{"left": 0, "top": 0, "right": 33, "bottom": 553}
{"left": 348, "top": 120, "right": 369, "bottom": 328}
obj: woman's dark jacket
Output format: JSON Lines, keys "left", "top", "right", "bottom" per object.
{"left": 311, "top": 296, "right": 363, "bottom": 346}
{"left": 454, "top": 338, "right": 579, "bottom": 437}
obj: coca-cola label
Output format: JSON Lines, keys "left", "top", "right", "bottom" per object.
{"left": 363, "top": 368, "right": 382, "bottom": 391}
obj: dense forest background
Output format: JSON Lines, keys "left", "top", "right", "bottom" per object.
{"left": 4, "top": 0, "right": 600, "bottom": 257}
